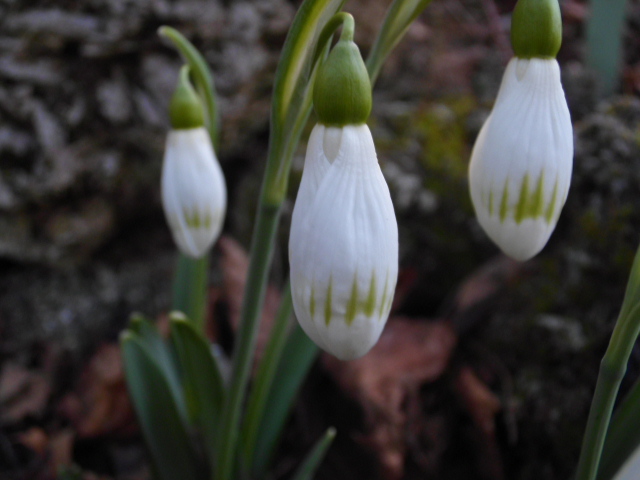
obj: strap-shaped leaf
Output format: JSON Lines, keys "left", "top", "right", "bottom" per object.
{"left": 170, "top": 313, "right": 225, "bottom": 454}
{"left": 128, "top": 314, "right": 188, "bottom": 423}
{"left": 366, "top": 0, "right": 433, "bottom": 83}
{"left": 598, "top": 375, "right": 640, "bottom": 480}
{"left": 241, "top": 283, "right": 293, "bottom": 473}
{"left": 121, "top": 332, "right": 205, "bottom": 480}
{"left": 263, "top": 0, "right": 346, "bottom": 203}
{"left": 251, "top": 323, "right": 319, "bottom": 474}
{"left": 291, "top": 428, "right": 337, "bottom": 480}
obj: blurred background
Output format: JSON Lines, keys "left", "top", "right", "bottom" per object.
{"left": 1, "top": 0, "right": 640, "bottom": 478}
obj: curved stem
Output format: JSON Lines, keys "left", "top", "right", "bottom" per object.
{"left": 575, "top": 301, "right": 640, "bottom": 480}
{"left": 366, "top": 0, "right": 433, "bottom": 84}
{"left": 158, "top": 26, "right": 220, "bottom": 149}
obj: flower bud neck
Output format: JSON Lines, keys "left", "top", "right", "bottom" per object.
{"left": 511, "top": 0, "right": 562, "bottom": 59}
{"left": 169, "top": 66, "right": 205, "bottom": 130}
{"left": 313, "top": 22, "right": 372, "bottom": 127}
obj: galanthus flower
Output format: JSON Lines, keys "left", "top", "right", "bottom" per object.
{"left": 289, "top": 17, "right": 398, "bottom": 360}
{"left": 468, "top": 0, "right": 573, "bottom": 261}
{"left": 161, "top": 66, "right": 227, "bottom": 258}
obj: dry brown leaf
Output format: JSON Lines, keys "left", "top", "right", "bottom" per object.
{"left": 0, "top": 363, "right": 51, "bottom": 423}
{"left": 48, "top": 429, "right": 75, "bottom": 475}
{"left": 218, "top": 235, "right": 282, "bottom": 362}
{"left": 448, "top": 256, "right": 524, "bottom": 332}
{"left": 58, "top": 343, "right": 136, "bottom": 438}
{"left": 17, "top": 427, "right": 49, "bottom": 456}
{"left": 455, "top": 367, "right": 501, "bottom": 436}
{"left": 455, "top": 367, "right": 504, "bottom": 479}
{"left": 323, "top": 318, "right": 457, "bottom": 479}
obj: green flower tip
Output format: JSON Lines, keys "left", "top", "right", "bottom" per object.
{"left": 313, "top": 34, "right": 372, "bottom": 126}
{"left": 169, "top": 65, "right": 205, "bottom": 129}
{"left": 511, "top": 0, "right": 562, "bottom": 59}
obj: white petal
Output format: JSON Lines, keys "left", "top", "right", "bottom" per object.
{"left": 289, "top": 124, "right": 398, "bottom": 360}
{"left": 161, "top": 127, "right": 227, "bottom": 258}
{"left": 468, "top": 57, "right": 573, "bottom": 261}
{"left": 613, "top": 443, "right": 640, "bottom": 480}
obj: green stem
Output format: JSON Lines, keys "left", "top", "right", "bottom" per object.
{"left": 312, "top": 12, "right": 353, "bottom": 67}
{"left": 585, "top": 0, "right": 627, "bottom": 96}
{"left": 171, "top": 254, "right": 209, "bottom": 331}
{"left": 241, "top": 282, "right": 293, "bottom": 468}
{"left": 575, "top": 301, "right": 640, "bottom": 480}
{"left": 215, "top": 199, "right": 281, "bottom": 480}
{"left": 158, "top": 26, "right": 220, "bottom": 148}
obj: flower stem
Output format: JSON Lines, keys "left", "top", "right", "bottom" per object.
{"left": 215, "top": 197, "right": 280, "bottom": 480}
{"left": 158, "top": 26, "right": 220, "bottom": 148}
{"left": 171, "top": 254, "right": 209, "bottom": 331}
{"left": 575, "top": 243, "right": 640, "bottom": 480}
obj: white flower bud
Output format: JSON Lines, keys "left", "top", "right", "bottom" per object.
{"left": 468, "top": 57, "right": 573, "bottom": 261}
{"left": 289, "top": 124, "right": 398, "bottom": 360}
{"left": 161, "top": 127, "right": 227, "bottom": 258}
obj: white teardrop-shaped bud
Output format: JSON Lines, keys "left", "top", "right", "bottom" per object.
{"left": 289, "top": 124, "right": 398, "bottom": 360}
{"left": 161, "top": 127, "right": 227, "bottom": 258}
{"left": 468, "top": 57, "right": 573, "bottom": 261}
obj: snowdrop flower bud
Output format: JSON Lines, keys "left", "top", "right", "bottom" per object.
{"left": 161, "top": 66, "right": 226, "bottom": 258}
{"left": 468, "top": 0, "right": 573, "bottom": 261}
{"left": 289, "top": 20, "right": 398, "bottom": 360}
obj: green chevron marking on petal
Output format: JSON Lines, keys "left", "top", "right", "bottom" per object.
{"left": 530, "top": 172, "right": 545, "bottom": 218}
{"left": 488, "top": 189, "right": 494, "bottom": 217}
{"left": 309, "top": 284, "right": 316, "bottom": 319}
{"left": 345, "top": 277, "right": 358, "bottom": 326}
{"left": 545, "top": 179, "right": 559, "bottom": 223}
{"left": 514, "top": 174, "right": 529, "bottom": 223}
{"left": 184, "top": 210, "right": 212, "bottom": 229}
{"left": 324, "top": 277, "right": 333, "bottom": 326}
{"left": 514, "top": 172, "right": 547, "bottom": 223}
{"left": 499, "top": 179, "right": 509, "bottom": 223}
{"left": 363, "top": 273, "right": 377, "bottom": 317}
{"left": 379, "top": 271, "right": 389, "bottom": 317}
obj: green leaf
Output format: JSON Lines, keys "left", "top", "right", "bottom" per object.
{"left": 128, "top": 314, "right": 188, "bottom": 424}
{"left": 121, "top": 332, "right": 205, "bottom": 480}
{"left": 251, "top": 323, "right": 319, "bottom": 474}
{"left": 598, "top": 375, "right": 640, "bottom": 480}
{"left": 617, "top": 244, "right": 640, "bottom": 327}
{"left": 241, "top": 283, "right": 293, "bottom": 473}
{"left": 170, "top": 313, "right": 225, "bottom": 455}
{"left": 366, "top": 0, "right": 434, "bottom": 83}
{"left": 291, "top": 428, "right": 337, "bottom": 480}
{"left": 263, "top": 0, "right": 346, "bottom": 204}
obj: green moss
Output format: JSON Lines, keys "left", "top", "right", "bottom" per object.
{"left": 417, "top": 96, "right": 477, "bottom": 189}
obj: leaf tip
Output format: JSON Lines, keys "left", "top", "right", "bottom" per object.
{"left": 169, "top": 311, "right": 189, "bottom": 323}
